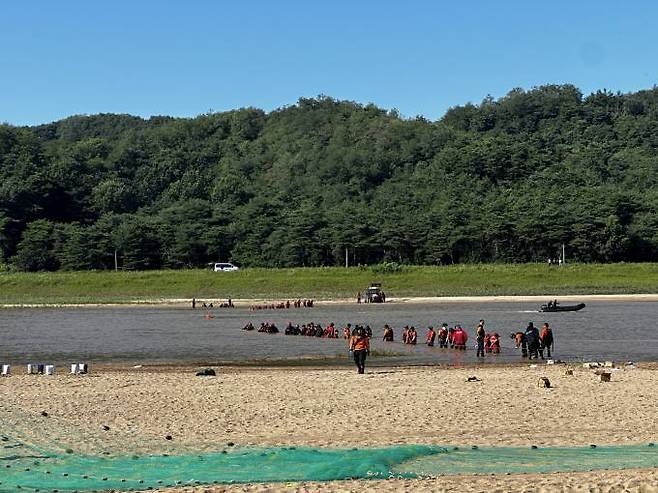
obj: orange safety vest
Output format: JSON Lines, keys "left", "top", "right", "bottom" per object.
{"left": 350, "top": 335, "right": 370, "bottom": 351}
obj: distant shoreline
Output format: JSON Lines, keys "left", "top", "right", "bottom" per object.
{"left": 2, "top": 292, "right": 658, "bottom": 309}
{"left": 2, "top": 264, "right": 658, "bottom": 307}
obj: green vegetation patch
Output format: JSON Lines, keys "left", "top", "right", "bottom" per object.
{"left": 3, "top": 90, "right": 658, "bottom": 273}
{"left": 1, "top": 263, "right": 657, "bottom": 305}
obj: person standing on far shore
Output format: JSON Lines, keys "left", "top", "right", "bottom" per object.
{"left": 349, "top": 326, "right": 370, "bottom": 374}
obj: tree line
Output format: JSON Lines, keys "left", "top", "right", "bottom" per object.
{"left": 2, "top": 84, "right": 658, "bottom": 271}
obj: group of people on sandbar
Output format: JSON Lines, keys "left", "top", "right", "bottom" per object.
{"left": 249, "top": 299, "right": 314, "bottom": 310}
{"left": 193, "top": 298, "right": 234, "bottom": 309}
{"left": 510, "top": 322, "right": 554, "bottom": 359}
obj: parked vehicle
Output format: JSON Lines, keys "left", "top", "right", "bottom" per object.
{"left": 364, "top": 283, "right": 386, "bottom": 303}
{"left": 213, "top": 262, "right": 239, "bottom": 272}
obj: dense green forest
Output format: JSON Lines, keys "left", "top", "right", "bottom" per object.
{"left": 2, "top": 84, "right": 658, "bottom": 271}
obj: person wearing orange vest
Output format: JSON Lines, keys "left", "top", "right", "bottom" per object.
{"left": 484, "top": 333, "right": 491, "bottom": 353}
{"left": 510, "top": 331, "right": 527, "bottom": 357}
{"left": 490, "top": 332, "right": 500, "bottom": 353}
{"left": 426, "top": 326, "right": 436, "bottom": 347}
{"left": 539, "top": 323, "right": 554, "bottom": 358}
{"left": 407, "top": 326, "right": 418, "bottom": 345}
{"left": 349, "top": 326, "right": 370, "bottom": 374}
{"left": 453, "top": 326, "right": 468, "bottom": 350}
{"left": 343, "top": 324, "right": 352, "bottom": 339}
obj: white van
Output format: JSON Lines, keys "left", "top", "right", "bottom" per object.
{"left": 213, "top": 262, "right": 239, "bottom": 272}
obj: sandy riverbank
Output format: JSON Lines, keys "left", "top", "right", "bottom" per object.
{"left": 2, "top": 292, "right": 658, "bottom": 308}
{"left": 2, "top": 364, "right": 657, "bottom": 491}
{"left": 158, "top": 469, "right": 658, "bottom": 493}
{"left": 156, "top": 469, "right": 658, "bottom": 493}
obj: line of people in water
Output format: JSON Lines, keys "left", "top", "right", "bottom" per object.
{"left": 283, "top": 322, "right": 342, "bottom": 337}
{"left": 249, "top": 299, "right": 314, "bottom": 310}
{"left": 242, "top": 319, "right": 555, "bottom": 360}
{"left": 242, "top": 322, "right": 280, "bottom": 333}
{"left": 382, "top": 321, "right": 501, "bottom": 354}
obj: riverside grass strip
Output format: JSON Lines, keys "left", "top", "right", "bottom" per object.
{"left": 1, "top": 263, "right": 657, "bottom": 305}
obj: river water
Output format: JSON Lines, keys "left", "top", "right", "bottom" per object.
{"left": 0, "top": 301, "right": 656, "bottom": 366}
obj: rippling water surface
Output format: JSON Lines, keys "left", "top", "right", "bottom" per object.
{"left": 0, "top": 301, "right": 656, "bottom": 365}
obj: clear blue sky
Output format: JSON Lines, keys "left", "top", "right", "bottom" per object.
{"left": 2, "top": 1, "right": 657, "bottom": 126}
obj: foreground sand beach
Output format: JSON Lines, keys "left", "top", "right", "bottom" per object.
{"left": 2, "top": 364, "right": 657, "bottom": 491}
{"left": 158, "top": 469, "right": 658, "bottom": 492}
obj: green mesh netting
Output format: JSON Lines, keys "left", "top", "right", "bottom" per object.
{"left": 2, "top": 436, "right": 658, "bottom": 492}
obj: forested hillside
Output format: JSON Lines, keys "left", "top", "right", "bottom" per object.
{"left": 2, "top": 85, "right": 658, "bottom": 271}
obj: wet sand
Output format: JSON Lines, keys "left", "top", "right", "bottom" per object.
{"left": 3, "top": 292, "right": 658, "bottom": 308}
{"left": 2, "top": 364, "right": 657, "bottom": 491}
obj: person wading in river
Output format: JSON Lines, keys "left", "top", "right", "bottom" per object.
{"left": 539, "top": 322, "right": 554, "bottom": 359}
{"left": 475, "top": 322, "right": 486, "bottom": 357}
{"left": 438, "top": 323, "right": 449, "bottom": 348}
{"left": 349, "top": 326, "right": 370, "bottom": 374}
{"left": 426, "top": 326, "right": 436, "bottom": 347}
{"left": 525, "top": 322, "right": 540, "bottom": 360}
{"left": 452, "top": 325, "right": 467, "bottom": 350}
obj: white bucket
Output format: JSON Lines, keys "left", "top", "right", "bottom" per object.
{"left": 70, "top": 364, "right": 78, "bottom": 374}
{"left": 27, "top": 363, "right": 37, "bottom": 374}
{"left": 78, "top": 363, "right": 88, "bottom": 374}
{"left": 45, "top": 365, "right": 55, "bottom": 376}
{"left": 1, "top": 364, "right": 10, "bottom": 376}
